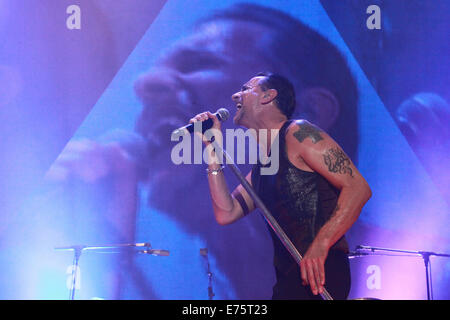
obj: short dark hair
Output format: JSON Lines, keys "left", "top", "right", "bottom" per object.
{"left": 257, "top": 72, "right": 296, "bottom": 119}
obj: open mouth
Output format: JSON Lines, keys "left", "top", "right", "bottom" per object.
{"left": 236, "top": 103, "right": 243, "bottom": 110}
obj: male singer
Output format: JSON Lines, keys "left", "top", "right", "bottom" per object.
{"left": 190, "top": 72, "right": 372, "bottom": 300}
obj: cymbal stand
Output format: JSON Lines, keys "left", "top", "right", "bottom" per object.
{"left": 68, "top": 245, "right": 83, "bottom": 300}
{"left": 355, "top": 245, "right": 450, "bottom": 300}
{"left": 55, "top": 242, "right": 169, "bottom": 300}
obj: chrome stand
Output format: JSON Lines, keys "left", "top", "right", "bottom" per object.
{"left": 200, "top": 248, "right": 215, "bottom": 300}
{"left": 55, "top": 242, "right": 169, "bottom": 300}
{"left": 352, "top": 245, "right": 450, "bottom": 300}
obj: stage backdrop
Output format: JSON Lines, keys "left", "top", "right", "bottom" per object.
{"left": 0, "top": 0, "right": 448, "bottom": 300}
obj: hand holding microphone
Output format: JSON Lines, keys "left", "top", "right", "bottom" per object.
{"left": 190, "top": 111, "right": 222, "bottom": 129}
{"left": 171, "top": 108, "right": 229, "bottom": 143}
{"left": 171, "top": 108, "right": 229, "bottom": 151}
{"left": 171, "top": 108, "right": 229, "bottom": 167}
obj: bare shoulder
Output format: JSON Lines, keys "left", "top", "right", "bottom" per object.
{"left": 286, "top": 119, "right": 333, "bottom": 147}
{"left": 286, "top": 119, "right": 358, "bottom": 183}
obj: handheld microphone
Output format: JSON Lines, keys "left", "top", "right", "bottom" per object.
{"left": 171, "top": 108, "right": 230, "bottom": 137}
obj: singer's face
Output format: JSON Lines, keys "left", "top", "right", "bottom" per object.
{"left": 231, "top": 76, "right": 267, "bottom": 127}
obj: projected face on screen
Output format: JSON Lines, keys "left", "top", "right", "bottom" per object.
{"left": 134, "top": 16, "right": 358, "bottom": 187}
{"left": 133, "top": 19, "right": 276, "bottom": 207}
{"left": 135, "top": 19, "right": 272, "bottom": 146}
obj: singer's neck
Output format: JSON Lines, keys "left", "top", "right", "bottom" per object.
{"left": 252, "top": 118, "right": 287, "bottom": 155}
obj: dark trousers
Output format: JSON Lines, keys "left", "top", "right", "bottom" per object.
{"left": 272, "top": 250, "right": 351, "bottom": 300}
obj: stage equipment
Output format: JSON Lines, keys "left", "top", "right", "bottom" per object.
{"left": 55, "top": 242, "right": 169, "bottom": 300}
{"left": 200, "top": 248, "right": 215, "bottom": 300}
{"left": 351, "top": 245, "right": 450, "bottom": 300}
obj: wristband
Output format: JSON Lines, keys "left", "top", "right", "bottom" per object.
{"left": 206, "top": 165, "right": 225, "bottom": 175}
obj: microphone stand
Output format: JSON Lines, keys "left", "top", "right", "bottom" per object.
{"left": 55, "top": 242, "right": 168, "bottom": 300}
{"left": 200, "top": 248, "right": 215, "bottom": 300}
{"left": 209, "top": 140, "right": 334, "bottom": 300}
{"left": 68, "top": 245, "right": 83, "bottom": 301}
{"left": 355, "top": 245, "right": 450, "bottom": 300}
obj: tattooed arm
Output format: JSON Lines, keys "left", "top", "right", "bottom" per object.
{"left": 286, "top": 120, "right": 372, "bottom": 295}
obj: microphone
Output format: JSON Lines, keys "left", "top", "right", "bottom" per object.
{"left": 171, "top": 108, "right": 230, "bottom": 137}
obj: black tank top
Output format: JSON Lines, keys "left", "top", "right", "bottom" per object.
{"left": 251, "top": 120, "right": 349, "bottom": 275}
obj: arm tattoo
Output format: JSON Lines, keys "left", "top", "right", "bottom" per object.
{"left": 293, "top": 122, "right": 324, "bottom": 144}
{"left": 323, "top": 148, "right": 354, "bottom": 177}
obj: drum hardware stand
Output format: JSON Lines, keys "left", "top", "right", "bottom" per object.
{"left": 354, "top": 245, "right": 450, "bottom": 300}
{"left": 55, "top": 242, "right": 169, "bottom": 300}
{"left": 208, "top": 139, "right": 334, "bottom": 300}
{"left": 200, "top": 248, "right": 215, "bottom": 300}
